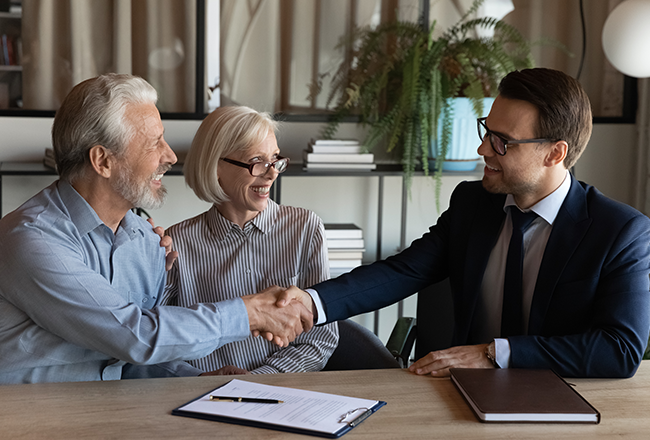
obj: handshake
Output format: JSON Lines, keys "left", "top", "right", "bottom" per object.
{"left": 241, "top": 286, "right": 315, "bottom": 347}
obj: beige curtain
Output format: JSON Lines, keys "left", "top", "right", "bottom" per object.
{"left": 21, "top": 0, "right": 196, "bottom": 112}
{"left": 503, "top": 0, "right": 625, "bottom": 118}
{"left": 219, "top": 0, "right": 428, "bottom": 113}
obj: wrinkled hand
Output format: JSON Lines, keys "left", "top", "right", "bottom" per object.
{"left": 148, "top": 218, "right": 178, "bottom": 271}
{"left": 242, "top": 286, "right": 313, "bottom": 347}
{"left": 200, "top": 365, "right": 250, "bottom": 376}
{"left": 408, "top": 344, "right": 493, "bottom": 377}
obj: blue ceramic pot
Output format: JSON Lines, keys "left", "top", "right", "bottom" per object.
{"left": 429, "top": 97, "right": 495, "bottom": 172}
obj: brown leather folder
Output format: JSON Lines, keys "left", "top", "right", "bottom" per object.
{"left": 450, "top": 368, "right": 600, "bottom": 423}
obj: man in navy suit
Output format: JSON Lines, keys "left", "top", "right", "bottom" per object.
{"left": 279, "top": 68, "right": 650, "bottom": 378}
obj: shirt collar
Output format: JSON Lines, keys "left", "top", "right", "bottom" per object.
{"left": 58, "top": 180, "right": 146, "bottom": 240}
{"left": 504, "top": 170, "right": 571, "bottom": 225}
{"left": 58, "top": 180, "right": 105, "bottom": 235}
{"left": 207, "top": 199, "right": 279, "bottom": 241}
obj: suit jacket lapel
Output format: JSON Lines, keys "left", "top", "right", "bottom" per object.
{"left": 528, "top": 175, "right": 592, "bottom": 333}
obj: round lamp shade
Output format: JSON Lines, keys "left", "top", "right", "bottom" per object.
{"left": 603, "top": 0, "right": 650, "bottom": 78}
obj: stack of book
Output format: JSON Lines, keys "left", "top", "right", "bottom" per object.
{"left": 0, "top": 34, "right": 21, "bottom": 67}
{"left": 325, "top": 223, "right": 365, "bottom": 278}
{"left": 43, "top": 148, "right": 57, "bottom": 170}
{"left": 303, "top": 139, "right": 376, "bottom": 171}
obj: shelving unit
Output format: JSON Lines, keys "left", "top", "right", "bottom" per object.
{"left": 0, "top": 7, "right": 22, "bottom": 109}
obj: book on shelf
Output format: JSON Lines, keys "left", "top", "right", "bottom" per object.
{"left": 326, "top": 238, "right": 365, "bottom": 249}
{"left": 450, "top": 368, "right": 600, "bottom": 424}
{"left": 10, "top": 3, "right": 22, "bottom": 14}
{"left": 1, "top": 34, "right": 21, "bottom": 66}
{"left": 310, "top": 138, "right": 360, "bottom": 146}
{"left": 303, "top": 150, "right": 374, "bottom": 164}
{"left": 1, "top": 34, "right": 8, "bottom": 65}
{"left": 330, "top": 269, "right": 355, "bottom": 278}
{"left": 308, "top": 144, "right": 364, "bottom": 154}
{"left": 304, "top": 163, "right": 377, "bottom": 171}
{"left": 328, "top": 250, "right": 364, "bottom": 260}
{"left": 43, "top": 148, "right": 57, "bottom": 171}
{"left": 328, "top": 259, "right": 363, "bottom": 269}
{"left": 324, "top": 223, "right": 363, "bottom": 240}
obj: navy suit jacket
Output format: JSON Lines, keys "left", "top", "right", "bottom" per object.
{"left": 314, "top": 175, "right": 650, "bottom": 377}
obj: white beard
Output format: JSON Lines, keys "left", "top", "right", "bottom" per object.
{"left": 112, "top": 163, "right": 169, "bottom": 210}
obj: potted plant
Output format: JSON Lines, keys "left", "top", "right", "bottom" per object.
{"left": 316, "top": 0, "right": 535, "bottom": 207}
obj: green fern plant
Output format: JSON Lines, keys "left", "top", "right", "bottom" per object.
{"left": 318, "top": 0, "right": 536, "bottom": 206}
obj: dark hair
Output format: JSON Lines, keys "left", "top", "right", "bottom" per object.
{"left": 51, "top": 74, "right": 158, "bottom": 183}
{"left": 498, "top": 68, "right": 592, "bottom": 168}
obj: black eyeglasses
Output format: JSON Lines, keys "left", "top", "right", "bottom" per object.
{"left": 477, "top": 117, "right": 559, "bottom": 156}
{"left": 221, "top": 156, "right": 290, "bottom": 177}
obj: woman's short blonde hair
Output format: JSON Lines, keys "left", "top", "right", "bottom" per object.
{"left": 184, "top": 106, "right": 278, "bottom": 205}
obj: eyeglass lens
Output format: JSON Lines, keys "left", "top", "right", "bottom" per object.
{"left": 477, "top": 119, "right": 506, "bottom": 155}
{"left": 251, "top": 158, "right": 289, "bottom": 176}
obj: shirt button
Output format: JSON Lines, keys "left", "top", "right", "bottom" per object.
{"left": 142, "top": 298, "right": 148, "bottom": 303}
{"left": 246, "top": 269, "right": 251, "bottom": 274}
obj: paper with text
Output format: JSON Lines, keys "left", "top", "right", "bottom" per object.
{"left": 175, "top": 379, "right": 382, "bottom": 435}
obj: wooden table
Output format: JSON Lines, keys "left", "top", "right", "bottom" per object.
{"left": 1, "top": 364, "right": 649, "bottom": 439}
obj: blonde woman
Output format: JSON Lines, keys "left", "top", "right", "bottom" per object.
{"left": 161, "top": 106, "right": 338, "bottom": 374}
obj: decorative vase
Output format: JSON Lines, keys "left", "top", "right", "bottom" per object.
{"left": 429, "top": 97, "right": 495, "bottom": 172}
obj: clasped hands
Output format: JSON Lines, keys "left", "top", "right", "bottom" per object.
{"left": 241, "top": 286, "right": 315, "bottom": 347}
{"left": 150, "top": 220, "right": 314, "bottom": 348}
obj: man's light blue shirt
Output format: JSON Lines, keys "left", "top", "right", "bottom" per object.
{"left": 0, "top": 181, "right": 249, "bottom": 384}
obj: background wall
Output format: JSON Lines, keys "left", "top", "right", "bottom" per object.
{"left": 0, "top": 116, "right": 638, "bottom": 342}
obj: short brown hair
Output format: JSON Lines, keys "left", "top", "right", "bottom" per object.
{"left": 498, "top": 68, "right": 592, "bottom": 169}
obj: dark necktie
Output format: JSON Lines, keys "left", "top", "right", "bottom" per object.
{"left": 501, "top": 208, "right": 538, "bottom": 338}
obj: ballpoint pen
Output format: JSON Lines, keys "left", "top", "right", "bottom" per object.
{"left": 209, "top": 395, "right": 284, "bottom": 404}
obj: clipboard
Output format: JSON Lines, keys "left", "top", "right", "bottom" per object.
{"left": 172, "top": 379, "right": 386, "bottom": 438}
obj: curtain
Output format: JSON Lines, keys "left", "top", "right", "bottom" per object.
{"left": 220, "top": 0, "right": 426, "bottom": 113}
{"left": 502, "top": 0, "right": 625, "bottom": 119}
{"left": 21, "top": 0, "right": 196, "bottom": 112}
{"left": 218, "top": 0, "right": 516, "bottom": 114}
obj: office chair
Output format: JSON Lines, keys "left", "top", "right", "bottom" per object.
{"left": 322, "top": 279, "right": 454, "bottom": 370}
{"left": 322, "top": 319, "right": 401, "bottom": 370}
{"left": 386, "top": 279, "right": 455, "bottom": 367}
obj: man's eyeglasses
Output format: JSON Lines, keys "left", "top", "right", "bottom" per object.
{"left": 221, "top": 156, "right": 290, "bottom": 177}
{"left": 477, "top": 117, "right": 559, "bottom": 156}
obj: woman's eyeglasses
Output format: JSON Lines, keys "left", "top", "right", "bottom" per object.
{"left": 220, "top": 156, "right": 290, "bottom": 177}
{"left": 477, "top": 117, "right": 559, "bottom": 156}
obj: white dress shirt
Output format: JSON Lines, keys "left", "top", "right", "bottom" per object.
{"left": 480, "top": 170, "right": 571, "bottom": 366}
